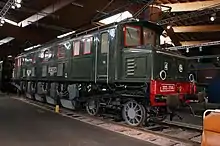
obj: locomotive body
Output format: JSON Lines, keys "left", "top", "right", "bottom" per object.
{"left": 12, "top": 20, "right": 195, "bottom": 126}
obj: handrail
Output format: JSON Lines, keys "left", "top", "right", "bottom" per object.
{"left": 168, "top": 41, "right": 220, "bottom": 50}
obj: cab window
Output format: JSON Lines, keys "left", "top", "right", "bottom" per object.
{"left": 143, "top": 28, "right": 155, "bottom": 46}
{"left": 124, "top": 25, "right": 141, "bottom": 47}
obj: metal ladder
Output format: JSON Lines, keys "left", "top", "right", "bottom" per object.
{"left": 0, "top": 0, "right": 14, "bottom": 19}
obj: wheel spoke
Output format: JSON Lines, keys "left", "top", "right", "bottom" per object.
{"left": 135, "top": 117, "right": 139, "bottom": 123}
{"left": 131, "top": 102, "right": 134, "bottom": 108}
{"left": 133, "top": 104, "right": 137, "bottom": 109}
{"left": 136, "top": 109, "right": 141, "bottom": 112}
{"left": 128, "top": 102, "right": 132, "bottom": 108}
{"left": 136, "top": 113, "right": 142, "bottom": 117}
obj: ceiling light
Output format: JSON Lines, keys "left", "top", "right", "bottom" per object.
{"left": 15, "top": 3, "right": 21, "bottom": 8}
{"left": 1, "top": 19, "right": 5, "bottom": 24}
{"left": 15, "top": 0, "right": 22, "bottom": 3}
{"left": 24, "top": 44, "right": 41, "bottom": 51}
{"left": 11, "top": 5, "right": 15, "bottom": 9}
{"left": 99, "top": 11, "right": 132, "bottom": 25}
{"left": 0, "top": 37, "right": 15, "bottom": 46}
{"left": 167, "top": 25, "right": 171, "bottom": 29}
{"left": 57, "top": 31, "right": 76, "bottom": 39}
{"left": 8, "top": 55, "right": 12, "bottom": 58}
{"left": 210, "top": 16, "right": 215, "bottom": 21}
{"left": 210, "top": 13, "right": 216, "bottom": 21}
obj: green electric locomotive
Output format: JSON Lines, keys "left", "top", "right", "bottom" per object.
{"left": 13, "top": 20, "right": 196, "bottom": 126}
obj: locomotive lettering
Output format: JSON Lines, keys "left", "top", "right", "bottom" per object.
{"left": 159, "top": 84, "right": 175, "bottom": 92}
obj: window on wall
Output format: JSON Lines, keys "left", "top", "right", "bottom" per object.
{"left": 101, "top": 33, "right": 109, "bottom": 53}
{"left": 124, "top": 25, "right": 141, "bottom": 47}
{"left": 83, "top": 37, "right": 92, "bottom": 54}
{"left": 73, "top": 41, "right": 80, "bottom": 56}
{"left": 143, "top": 28, "right": 155, "bottom": 46}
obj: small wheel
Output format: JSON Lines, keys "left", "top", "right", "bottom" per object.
{"left": 122, "top": 100, "right": 146, "bottom": 127}
{"left": 86, "top": 98, "right": 100, "bottom": 116}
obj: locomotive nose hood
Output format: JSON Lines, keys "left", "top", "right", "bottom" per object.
{"left": 153, "top": 50, "right": 188, "bottom": 82}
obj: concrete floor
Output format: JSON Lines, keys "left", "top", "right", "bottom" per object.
{"left": 0, "top": 96, "right": 157, "bottom": 146}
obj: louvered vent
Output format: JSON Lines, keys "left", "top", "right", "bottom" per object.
{"left": 126, "top": 58, "right": 135, "bottom": 76}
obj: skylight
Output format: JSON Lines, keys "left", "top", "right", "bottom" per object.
{"left": 99, "top": 11, "right": 133, "bottom": 25}
{"left": 0, "top": 37, "right": 15, "bottom": 46}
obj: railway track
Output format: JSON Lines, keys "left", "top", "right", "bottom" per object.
{"left": 11, "top": 95, "right": 202, "bottom": 146}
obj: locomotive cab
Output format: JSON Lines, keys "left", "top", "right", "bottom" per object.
{"left": 119, "top": 21, "right": 196, "bottom": 106}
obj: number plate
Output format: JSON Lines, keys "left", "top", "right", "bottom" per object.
{"left": 159, "top": 84, "right": 175, "bottom": 92}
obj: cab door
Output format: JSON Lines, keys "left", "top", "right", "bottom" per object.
{"left": 96, "top": 32, "right": 110, "bottom": 82}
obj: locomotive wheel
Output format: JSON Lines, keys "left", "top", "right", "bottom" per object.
{"left": 122, "top": 100, "right": 146, "bottom": 127}
{"left": 86, "top": 98, "right": 100, "bottom": 116}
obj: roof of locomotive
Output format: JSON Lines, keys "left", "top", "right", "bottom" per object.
{"left": 16, "top": 20, "right": 164, "bottom": 58}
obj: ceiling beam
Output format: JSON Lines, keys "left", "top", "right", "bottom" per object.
{"left": 18, "top": 0, "right": 75, "bottom": 27}
{"left": 0, "top": 1, "right": 58, "bottom": 20}
{"left": 161, "top": 0, "right": 220, "bottom": 12}
{"left": 0, "top": 23, "right": 53, "bottom": 44}
{"left": 0, "top": 41, "right": 23, "bottom": 57}
{"left": 173, "top": 25, "right": 220, "bottom": 33}
{"left": 180, "top": 41, "right": 211, "bottom": 46}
